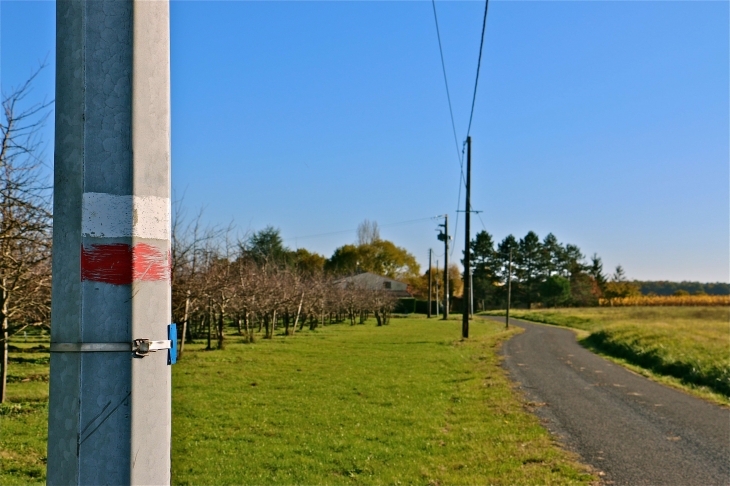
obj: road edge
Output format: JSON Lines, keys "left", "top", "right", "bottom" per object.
{"left": 480, "top": 313, "right": 730, "bottom": 408}
{"left": 483, "top": 317, "right": 603, "bottom": 485}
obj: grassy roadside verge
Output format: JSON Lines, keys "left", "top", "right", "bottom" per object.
{"left": 2, "top": 318, "right": 595, "bottom": 485}
{"left": 0, "top": 333, "right": 49, "bottom": 485}
{"left": 172, "top": 318, "right": 593, "bottom": 484}
{"left": 482, "top": 307, "right": 729, "bottom": 406}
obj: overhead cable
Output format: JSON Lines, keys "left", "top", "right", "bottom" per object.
{"left": 431, "top": 0, "right": 463, "bottom": 168}
{"left": 456, "top": 0, "right": 491, "bottom": 255}
{"left": 284, "top": 216, "right": 439, "bottom": 242}
{"left": 465, "top": 0, "right": 490, "bottom": 140}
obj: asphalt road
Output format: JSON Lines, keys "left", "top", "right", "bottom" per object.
{"left": 488, "top": 316, "right": 730, "bottom": 486}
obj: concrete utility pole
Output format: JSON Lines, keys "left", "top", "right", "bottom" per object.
{"left": 428, "top": 249, "right": 433, "bottom": 318}
{"left": 462, "top": 136, "right": 471, "bottom": 339}
{"left": 48, "top": 1, "right": 172, "bottom": 484}
{"left": 438, "top": 216, "right": 450, "bottom": 319}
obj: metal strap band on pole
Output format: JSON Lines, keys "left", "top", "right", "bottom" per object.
{"left": 50, "top": 340, "right": 172, "bottom": 354}
{"left": 51, "top": 343, "right": 131, "bottom": 353}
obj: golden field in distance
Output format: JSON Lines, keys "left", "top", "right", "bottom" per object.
{"left": 599, "top": 295, "right": 729, "bottom": 307}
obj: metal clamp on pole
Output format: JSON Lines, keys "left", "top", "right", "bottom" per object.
{"left": 132, "top": 339, "right": 172, "bottom": 358}
{"left": 50, "top": 339, "right": 173, "bottom": 358}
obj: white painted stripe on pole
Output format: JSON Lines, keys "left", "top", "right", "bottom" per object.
{"left": 82, "top": 193, "right": 170, "bottom": 240}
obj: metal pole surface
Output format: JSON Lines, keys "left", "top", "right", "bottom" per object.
{"left": 428, "top": 249, "right": 432, "bottom": 318}
{"left": 462, "top": 137, "right": 471, "bottom": 338}
{"left": 506, "top": 249, "right": 512, "bottom": 329}
{"left": 48, "top": 1, "right": 172, "bottom": 484}
{"left": 443, "top": 215, "right": 449, "bottom": 320}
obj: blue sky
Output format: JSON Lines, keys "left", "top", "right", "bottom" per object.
{"left": 2, "top": 1, "right": 728, "bottom": 282}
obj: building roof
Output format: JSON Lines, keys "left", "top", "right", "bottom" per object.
{"left": 333, "top": 272, "right": 413, "bottom": 298}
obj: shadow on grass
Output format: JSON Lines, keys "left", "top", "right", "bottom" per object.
{"left": 580, "top": 332, "right": 730, "bottom": 397}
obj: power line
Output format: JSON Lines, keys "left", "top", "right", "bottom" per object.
{"left": 431, "top": 0, "right": 492, "bottom": 257}
{"left": 477, "top": 212, "right": 488, "bottom": 232}
{"left": 451, "top": 209, "right": 459, "bottom": 257}
{"left": 283, "top": 216, "right": 440, "bottom": 242}
{"left": 456, "top": 0, "right": 491, "bottom": 255}
{"left": 465, "top": 0, "right": 490, "bottom": 139}
{"left": 430, "top": 0, "right": 462, "bottom": 168}
{"left": 431, "top": 0, "right": 468, "bottom": 241}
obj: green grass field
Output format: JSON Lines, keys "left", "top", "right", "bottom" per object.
{"left": 483, "top": 307, "right": 730, "bottom": 404}
{"left": 1, "top": 332, "right": 50, "bottom": 484}
{"left": 2, "top": 317, "right": 593, "bottom": 485}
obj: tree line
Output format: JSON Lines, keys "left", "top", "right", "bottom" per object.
{"left": 635, "top": 281, "right": 729, "bottom": 297}
{"left": 171, "top": 217, "right": 401, "bottom": 356}
{"left": 460, "top": 230, "right": 634, "bottom": 309}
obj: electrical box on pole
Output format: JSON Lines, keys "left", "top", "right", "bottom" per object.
{"left": 48, "top": 1, "right": 172, "bottom": 483}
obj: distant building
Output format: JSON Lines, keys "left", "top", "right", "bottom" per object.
{"left": 333, "top": 272, "right": 413, "bottom": 298}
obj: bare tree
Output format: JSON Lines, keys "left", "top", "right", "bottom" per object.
{"left": 356, "top": 219, "right": 380, "bottom": 246}
{"left": 171, "top": 199, "right": 231, "bottom": 357}
{"left": 370, "top": 289, "right": 397, "bottom": 326}
{"left": 0, "top": 65, "right": 53, "bottom": 402}
{"left": 168, "top": 213, "right": 408, "bottom": 356}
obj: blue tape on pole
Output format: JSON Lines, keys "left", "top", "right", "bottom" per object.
{"left": 168, "top": 323, "right": 177, "bottom": 365}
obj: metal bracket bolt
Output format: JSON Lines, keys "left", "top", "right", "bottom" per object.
{"left": 132, "top": 338, "right": 172, "bottom": 357}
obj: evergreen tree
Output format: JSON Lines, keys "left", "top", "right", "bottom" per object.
{"left": 540, "top": 275, "right": 571, "bottom": 307}
{"left": 469, "top": 231, "right": 500, "bottom": 307}
{"left": 540, "top": 233, "right": 563, "bottom": 277}
{"left": 496, "top": 235, "right": 519, "bottom": 281}
{"left": 516, "top": 231, "right": 543, "bottom": 306}
{"left": 246, "top": 226, "right": 290, "bottom": 265}
{"left": 588, "top": 253, "right": 607, "bottom": 292}
{"left": 561, "top": 244, "right": 586, "bottom": 278}
{"left": 495, "top": 235, "right": 519, "bottom": 305}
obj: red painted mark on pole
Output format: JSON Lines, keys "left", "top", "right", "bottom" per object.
{"left": 81, "top": 243, "right": 170, "bottom": 284}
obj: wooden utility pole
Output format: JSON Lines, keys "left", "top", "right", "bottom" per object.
{"left": 435, "top": 260, "right": 440, "bottom": 315}
{"left": 428, "top": 249, "right": 433, "bottom": 318}
{"left": 462, "top": 136, "right": 472, "bottom": 339}
{"left": 506, "top": 248, "right": 512, "bottom": 329}
{"left": 438, "top": 216, "right": 450, "bottom": 320}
